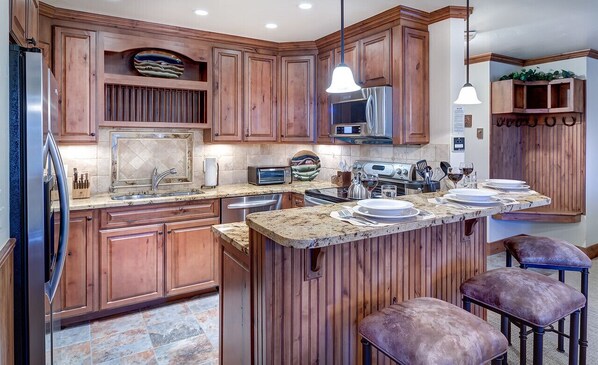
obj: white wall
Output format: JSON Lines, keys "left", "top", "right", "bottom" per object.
{"left": 428, "top": 18, "right": 465, "bottom": 167}
{"left": 583, "top": 58, "right": 598, "bottom": 246}
{"left": 0, "top": 0, "right": 10, "bottom": 248}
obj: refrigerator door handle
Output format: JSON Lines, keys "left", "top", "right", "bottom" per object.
{"left": 44, "top": 132, "right": 70, "bottom": 302}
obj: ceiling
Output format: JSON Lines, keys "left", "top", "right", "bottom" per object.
{"left": 43, "top": 0, "right": 598, "bottom": 59}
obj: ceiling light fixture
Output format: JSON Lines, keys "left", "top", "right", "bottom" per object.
{"left": 265, "top": 23, "right": 278, "bottom": 29}
{"left": 298, "top": 3, "right": 313, "bottom": 10}
{"left": 454, "top": 0, "right": 481, "bottom": 105}
{"left": 326, "top": 0, "right": 360, "bottom": 93}
{"left": 194, "top": 9, "right": 208, "bottom": 16}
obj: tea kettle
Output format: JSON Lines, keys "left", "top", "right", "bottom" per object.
{"left": 348, "top": 172, "right": 368, "bottom": 200}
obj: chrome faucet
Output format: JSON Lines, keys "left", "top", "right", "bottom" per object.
{"left": 151, "top": 167, "right": 177, "bottom": 191}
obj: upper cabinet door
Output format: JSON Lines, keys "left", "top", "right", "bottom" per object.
{"left": 400, "top": 27, "right": 429, "bottom": 144}
{"left": 316, "top": 50, "right": 334, "bottom": 143}
{"left": 335, "top": 41, "right": 360, "bottom": 84}
{"left": 244, "top": 53, "right": 277, "bottom": 142}
{"left": 280, "top": 55, "right": 315, "bottom": 143}
{"left": 10, "top": 0, "right": 27, "bottom": 46}
{"left": 212, "top": 48, "right": 243, "bottom": 142}
{"left": 360, "top": 30, "right": 391, "bottom": 87}
{"left": 26, "top": 0, "right": 39, "bottom": 46}
{"left": 54, "top": 27, "right": 97, "bottom": 143}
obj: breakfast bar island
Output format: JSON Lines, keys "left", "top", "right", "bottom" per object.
{"left": 213, "top": 192, "right": 551, "bottom": 365}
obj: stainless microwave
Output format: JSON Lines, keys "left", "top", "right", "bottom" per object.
{"left": 329, "top": 86, "right": 393, "bottom": 144}
{"left": 248, "top": 166, "right": 292, "bottom": 185}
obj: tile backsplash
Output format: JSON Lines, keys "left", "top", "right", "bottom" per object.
{"left": 58, "top": 128, "right": 449, "bottom": 194}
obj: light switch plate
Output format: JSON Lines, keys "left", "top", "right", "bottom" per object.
{"left": 477, "top": 128, "right": 484, "bottom": 139}
{"left": 465, "top": 115, "right": 473, "bottom": 128}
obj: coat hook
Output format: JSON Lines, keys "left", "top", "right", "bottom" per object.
{"left": 506, "top": 118, "right": 514, "bottom": 127}
{"left": 545, "top": 116, "right": 557, "bottom": 127}
{"left": 528, "top": 117, "right": 538, "bottom": 127}
{"left": 496, "top": 117, "right": 504, "bottom": 127}
{"left": 563, "top": 116, "right": 576, "bottom": 126}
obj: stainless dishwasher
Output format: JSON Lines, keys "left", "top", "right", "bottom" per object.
{"left": 221, "top": 194, "right": 283, "bottom": 223}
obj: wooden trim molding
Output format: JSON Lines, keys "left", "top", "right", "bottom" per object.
{"left": 471, "top": 49, "right": 598, "bottom": 67}
{"left": 581, "top": 243, "right": 598, "bottom": 260}
{"left": 469, "top": 53, "right": 525, "bottom": 66}
{"left": 525, "top": 49, "right": 598, "bottom": 65}
{"left": 0, "top": 239, "right": 16, "bottom": 265}
{"left": 428, "top": 6, "right": 470, "bottom": 24}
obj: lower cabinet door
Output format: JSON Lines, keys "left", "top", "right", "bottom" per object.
{"left": 55, "top": 210, "right": 95, "bottom": 318}
{"left": 165, "top": 218, "right": 220, "bottom": 296}
{"left": 100, "top": 224, "right": 164, "bottom": 310}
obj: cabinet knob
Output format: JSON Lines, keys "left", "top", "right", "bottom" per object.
{"left": 167, "top": 230, "right": 172, "bottom": 234}
{"left": 214, "top": 132, "right": 219, "bottom": 137}
{"left": 67, "top": 251, "right": 72, "bottom": 256}
{"left": 26, "top": 38, "right": 37, "bottom": 46}
{"left": 86, "top": 216, "right": 92, "bottom": 221}
{"left": 281, "top": 134, "right": 284, "bottom": 138}
{"left": 90, "top": 132, "right": 96, "bottom": 137}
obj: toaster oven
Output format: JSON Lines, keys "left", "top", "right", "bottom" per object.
{"left": 248, "top": 166, "right": 292, "bottom": 185}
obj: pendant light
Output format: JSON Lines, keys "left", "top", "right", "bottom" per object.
{"left": 454, "top": 0, "right": 481, "bottom": 104}
{"left": 326, "top": 0, "right": 361, "bottom": 93}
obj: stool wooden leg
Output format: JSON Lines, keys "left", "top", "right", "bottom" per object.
{"left": 520, "top": 324, "right": 528, "bottom": 365}
{"left": 361, "top": 338, "right": 372, "bottom": 365}
{"left": 557, "top": 270, "right": 566, "bottom": 352}
{"left": 533, "top": 327, "right": 544, "bottom": 365}
{"left": 580, "top": 269, "right": 589, "bottom": 365}
{"left": 569, "top": 310, "right": 580, "bottom": 365}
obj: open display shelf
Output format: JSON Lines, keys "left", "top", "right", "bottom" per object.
{"left": 490, "top": 78, "right": 586, "bottom": 223}
{"left": 100, "top": 39, "right": 210, "bottom": 129}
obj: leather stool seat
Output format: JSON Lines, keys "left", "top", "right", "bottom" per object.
{"left": 359, "top": 297, "right": 508, "bottom": 365}
{"left": 504, "top": 235, "right": 592, "bottom": 269}
{"left": 460, "top": 267, "right": 585, "bottom": 327}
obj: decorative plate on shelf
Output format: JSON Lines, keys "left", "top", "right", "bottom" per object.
{"left": 291, "top": 150, "right": 321, "bottom": 181}
{"left": 133, "top": 50, "right": 184, "bottom": 79}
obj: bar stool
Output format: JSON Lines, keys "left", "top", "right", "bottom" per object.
{"left": 504, "top": 235, "right": 592, "bottom": 365}
{"left": 359, "top": 297, "right": 508, "bottom": 365}
{"left": 460, "top": 267, "right": 585, "bottom": 365}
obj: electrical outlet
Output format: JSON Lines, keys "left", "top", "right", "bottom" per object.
{"left": 477, "top": 128, "right": 484, "bottom": 139}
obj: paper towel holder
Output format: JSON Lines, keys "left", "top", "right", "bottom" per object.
{"left": 201, "top": 157, "right": 219, "bottom": 189}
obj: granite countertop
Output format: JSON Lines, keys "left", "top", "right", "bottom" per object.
{"left": 67, "top": 181, "right": 336, "bottom": 211}
{"left": 212, "top": 222, "right": 249, "bottom": 255}
{"left": 245, "top": 192, "right": 552, "bottom": 249}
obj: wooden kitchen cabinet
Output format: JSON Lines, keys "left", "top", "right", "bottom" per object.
{"left": 316, "top": 50, "right": 334, "bottom": 143}
{"left": 54, "top": 210, "right": 96, "bottom": 319}
{"left": 334, "top": 41, "right": 360, "bottom": 83}
{"left": 280, "top": 55, "right": 315, "bottom": 142}
{"left": 244, "top": 52, "right": 278, "bottom": 142}
{"left": 220, "top": 238, "right": 251, "bottom": 365}
{"left": 212, "top": 48, "right": 244, "bottom": 142}
{"left": 394, "top": 27, "right": 429, "bottom": 144}
{"left": 165, "top": 218, "right": 220, "bottom": 296}
{"left": 360, "top": 30, "right": 391, "bottom": 87}
{"left": 54, "top": 27, "right": 97, "bottom": 143}
{"left": 10, "top": 0, "right": 38, "bottom": 47}
{"left": 99, "top": 224, "right": 164, "bottom": 310}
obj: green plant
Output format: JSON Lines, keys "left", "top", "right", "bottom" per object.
{"left": 499, "top": 67, "right": 576, "bottom": 81}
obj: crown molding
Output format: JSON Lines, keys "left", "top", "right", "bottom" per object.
{"left": 428, "top": 6, "right": 470, "bottom": 24}
{"left": 524, "top": 49, "right": 598, "bottom": 65}
{"left": 469, "top": 53, "right": 525, "bottom": 66}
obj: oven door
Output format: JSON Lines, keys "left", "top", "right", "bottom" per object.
{"left": 304, "top": 195, "right": 335, "bottom": 207}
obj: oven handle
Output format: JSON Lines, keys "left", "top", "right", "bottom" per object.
{"left": 304, "top": 196, "right": 331, "bottom": 206}
{"left": 227, "top": 200, "right": 279, "bottom": 209}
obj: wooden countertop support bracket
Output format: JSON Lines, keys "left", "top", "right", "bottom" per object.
{"left": 305, "top": 247, "right": 324, "bottom": 281}
{"left": 464, "top": 218, "right": 479, "bottom": 237}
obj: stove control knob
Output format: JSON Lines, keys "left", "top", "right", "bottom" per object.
{"left": 402, "top": 169, "right": 409, "bottom": 176}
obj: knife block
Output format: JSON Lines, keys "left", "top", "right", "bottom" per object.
{"left": 334, "top": 171, "right": 352, "bottom": 187}
{"left": 72, "top": 186, "right": 91, "bottom": 199}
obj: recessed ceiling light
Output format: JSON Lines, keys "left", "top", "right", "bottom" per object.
{"left": 194, "top": 9, "right": 208, "bottom": 16}
{"left": 265, "top": 23, "right": 278, "bottom": 29}
{"left": 298, "top": 3, "right": 312, "bottom": 10}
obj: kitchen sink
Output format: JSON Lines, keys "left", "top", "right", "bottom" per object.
{"left": 111, "top": 190, "right": 204, "bottom": 201}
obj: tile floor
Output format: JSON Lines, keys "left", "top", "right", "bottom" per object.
{"left": 51, "top": 293, "right": 219, "bottom": 365}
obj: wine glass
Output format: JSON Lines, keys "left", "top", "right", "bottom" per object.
{"left": 361, "top": 174, "right": 379, "bottom": 198}
{"left": 460, "top": 162, "right": 474, "bottom": 187}
{"left": 447, "top": 167, "right": 464, "bottom": 189}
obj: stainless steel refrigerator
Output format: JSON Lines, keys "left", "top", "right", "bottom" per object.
{"left": 9, "top": 44, "right": 70, "bottom": 364}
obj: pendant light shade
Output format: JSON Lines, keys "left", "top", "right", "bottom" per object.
{"left": 454, "top": 0, "right": 481, "bottom": 104}
{"left": 327, "top": 0, "right": 361, "bottom": 94}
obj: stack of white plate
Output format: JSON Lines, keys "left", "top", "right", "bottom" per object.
{"left": 445, "top": 188, "right": 500, "bottom": 205}
{"left": 353, "top": 199, "right": 419, "bottom": 219}
{"left": 485, "top": 179, "right": 530, "bottom": 191}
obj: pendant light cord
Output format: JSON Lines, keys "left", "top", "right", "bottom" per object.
{"left": 466, "top": 0, "right": 470, "bottom": 83}
{"left": 340, "top": 0, "right": 345, "bottom": 64}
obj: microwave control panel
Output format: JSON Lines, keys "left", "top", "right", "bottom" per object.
{"left": 335, "top": 125, "right": 362, "bottom": 136}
